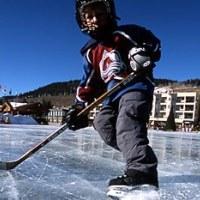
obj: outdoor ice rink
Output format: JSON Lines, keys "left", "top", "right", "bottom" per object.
{"left": 0, "top": 124, "right": 200, "bottom": 200}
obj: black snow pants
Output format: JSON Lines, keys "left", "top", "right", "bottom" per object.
{"left": 93, "top": 90, "right": 158, "bottom": 176}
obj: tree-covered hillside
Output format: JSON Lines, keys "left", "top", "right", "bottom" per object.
{"left": 21, "top": 78, "right": 200, "bottom": 98}
{"left": 1, "top": 78, "right": 200, "bottom": 107}
{"left": 20, "top": 80, "right": 80, "bottom": 98}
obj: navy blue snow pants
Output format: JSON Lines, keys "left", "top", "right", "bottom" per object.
{"left": 93, "top": 90, "right": 158, "bottom": 176}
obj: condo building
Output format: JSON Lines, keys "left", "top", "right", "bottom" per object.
{"left": 150, "top": 87, "right": 200, "bottom": 131}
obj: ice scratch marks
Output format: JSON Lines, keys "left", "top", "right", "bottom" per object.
{"left": 0, "top": 171, "right": 19, "bottom": 200}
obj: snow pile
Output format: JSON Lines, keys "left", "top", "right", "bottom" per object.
{"left": 10, "top": 102, "right": 27, "bottom": 108}
{"left": 0, "top": 113, "right": 38, "bottom": 125}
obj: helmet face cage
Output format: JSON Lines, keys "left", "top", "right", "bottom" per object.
{"left": 76, "top": 0, "right": 118, "bottom": 33}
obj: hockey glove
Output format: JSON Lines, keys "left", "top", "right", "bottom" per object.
{"left": 128, "top": 47, "right": 152, "bottom": 72}
{"left": 63, "top": 104, "right": 89, "bottom": 131}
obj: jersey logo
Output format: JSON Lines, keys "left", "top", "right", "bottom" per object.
{"left": 99, "top": 50, "right": 126, "bottom": 82}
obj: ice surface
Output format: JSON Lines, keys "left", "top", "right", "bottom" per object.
{"left": 0, "top": 124, "right": 200, "bottom": 200}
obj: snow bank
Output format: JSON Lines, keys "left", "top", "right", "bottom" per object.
{"left": 0, "top": 113, "right": 38, "bottom": 125}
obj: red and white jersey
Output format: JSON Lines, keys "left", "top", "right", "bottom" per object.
{"left": 76, "top": 24, "right": 161, "bottom": 104}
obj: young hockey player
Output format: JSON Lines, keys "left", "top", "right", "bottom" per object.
{"left": 65, "top": 0, "right": 161, "bottom": 192}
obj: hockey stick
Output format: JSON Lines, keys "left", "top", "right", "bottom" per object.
{"left": 0, "top": 72, "right": 137, "bottom": 170}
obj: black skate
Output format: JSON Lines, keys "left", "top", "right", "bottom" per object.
{"left": 107, "top": 170, "right": 159, "bottom": 200}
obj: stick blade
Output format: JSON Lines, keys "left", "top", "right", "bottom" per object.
{"left": 0, "top": 161, "right": 18, "bottom": 170}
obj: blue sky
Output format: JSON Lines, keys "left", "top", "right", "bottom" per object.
{"left": 0, "top": 0, "right": 200, "bottom": 95}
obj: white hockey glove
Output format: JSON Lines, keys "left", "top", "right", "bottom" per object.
{"left": 128, "top": 47, "right": 152, "bottom": 72}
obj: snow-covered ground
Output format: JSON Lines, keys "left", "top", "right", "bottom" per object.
{"left": 0, "top": 124, "right": 200, "bottom": 200}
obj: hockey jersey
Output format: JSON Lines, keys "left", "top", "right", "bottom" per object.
{"left": 75, "top": 24, "right": 161, "bottom": 106}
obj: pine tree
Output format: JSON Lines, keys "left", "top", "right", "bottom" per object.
{"left": 165, "top": 105, "right": 176, "bottom": 131}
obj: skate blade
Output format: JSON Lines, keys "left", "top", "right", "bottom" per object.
{"left": 107, "top": 184, "right": 160, "bottom": 200}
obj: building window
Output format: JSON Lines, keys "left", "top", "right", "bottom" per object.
{"left": 161, "top": 97, "right": 167, "bottom": 103}
{"left": 185, "top": 105, "right": 194, "bottom": 111}
{"left": 160, "top": 105, "right": 166, "bottom": 111}
{"left": 184, "top": 113, "right": 193, "bottom": 119}
{"left": 158, "top": 113, "right": 165, "bottom": 118}
{"left": 176, "top": 105, "right": 184, "bottom": 111}
{"left": 176, "top": 97, "right": 184, "bottom": 103}
{"left": 175, "top": 113, "right": 183, "bottom": 119}
{"left": 186, "top": 96, "right": 195, "bottom": 103}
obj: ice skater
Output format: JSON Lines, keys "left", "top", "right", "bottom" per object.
{"left": 65, "top": 0, "right": 161, "bottom": 194}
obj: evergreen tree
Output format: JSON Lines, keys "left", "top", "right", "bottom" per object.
{"left": 193, "top": 98, "right": 200, "bottom": 131}
{"left": 165, "top": 105, "right": 176, "bottom": 131}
